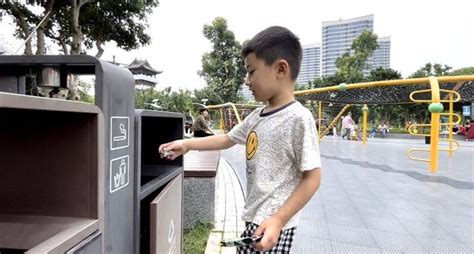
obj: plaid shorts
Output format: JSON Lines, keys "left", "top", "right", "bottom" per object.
{"left": 236, "top": 222, "right": 296, "bottom": 254}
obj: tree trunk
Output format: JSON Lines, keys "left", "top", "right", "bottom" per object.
{"left": 70, "top": 0, "right": 91, "bottom": 55}
{"left": 95, "top": 41, "right": 104, "bottom": 58}
{"left": 36, "top": 0, "right": 54, "bottom": 55}
{"left": 8, "top": 2, "right": 33, "bottom": 55}
{"left": 36, "top": 28, "right": 45, "bottom": 55}
{"left": 23, "top": 36, "right": 33, "bottom": 55}
{"left": 61, "top": 41, "right": 69, "bottom": 55}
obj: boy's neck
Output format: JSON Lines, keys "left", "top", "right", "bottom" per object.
{"left": 266, "top": 88, "right": 295, "bottom": 111}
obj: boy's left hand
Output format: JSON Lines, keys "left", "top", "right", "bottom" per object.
{"left": 252, "top": 216, "right": 284, "bottom": 251}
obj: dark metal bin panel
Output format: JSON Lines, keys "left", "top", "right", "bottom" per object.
{"left": 67, "top": 232, "right": 102, "bottom": 254}
{"left": 134, "top": 109, "right": 184, "bottom": 191}
{"left": 134, "top": 109, "right": 184, "bottom": 254}
{"left": 0, "top": 55, "right": 136, "bottom": 254}
{"left": 150, "top": 173, "right": 183, "bottom": 254}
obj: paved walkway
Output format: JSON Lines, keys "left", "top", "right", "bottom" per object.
{"left": 205, "top": 158, "right": 245, "bottom": 254}
{"left": 206, "top": 136, "right": 474, "bottom": 253}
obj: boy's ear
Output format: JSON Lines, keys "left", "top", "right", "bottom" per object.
{"left": 275, "top": 59, "right": 290, "bottom": 79}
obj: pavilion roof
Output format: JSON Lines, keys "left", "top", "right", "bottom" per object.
{"left": 127, "top": 58, "right": 162, "bottom": 76}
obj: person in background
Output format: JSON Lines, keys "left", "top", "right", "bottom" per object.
{"left": 193, "top": 108, "right": 214, "bottom": 137}
{"left": 466, "top": 120, "right": 474, "bottom": 140}
{"left": 350, "top": 124, "right": 359, "bottom": 141}
{"left": 370, "top": 124, "right": 377, "bottom": 138}
{"left": 340, "top": 116, "right": 345, "bottom": 137}
{"left": 379, "top": 122, "right": 389, "bottom": 138}
{"left": 342, "top": 112, "right": 355, "bottom": 140}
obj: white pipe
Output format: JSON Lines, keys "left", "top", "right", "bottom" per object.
{"left": 15, "top": 11, "right": 52, "bottom": 54}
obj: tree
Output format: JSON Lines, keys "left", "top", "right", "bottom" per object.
{"left": 0, "top": 0, "right": 158, "bottom": 56}
{"left": 135, "top": 87, "right": 194, "bottom": 113}
{"left": 335, "top": 30, "right": 379, "bottom": 81}
{"left": 0, "top": 33, "right": 15, "bottom": 54}
{"left": 193, "top": 86, "right": 224, "bottom": 106}
{"left": 310, "top": 72, "right": 347, "bottom": 88}
{"left": 76, "top": 80, "right": 94, "bottom": 103}
{"left": 366, "top": 67, "right": 404, "bottom": 126}
{"left": 198, "top": 17, "right": 246, "bottom": 104}
{"left": 69, "top": 0, "right": 158, "bottom": 56}
{"left": 448, "top": 66, "right": 474, "bottom": 76}
{"left": 367, "top": 67, "right": 402, "bottom": 81}
{"left": 410, "top": 63, "right": 452, "bottom": 78}
{"left": 0, "top": 1, "right": 37, "bottom": 55}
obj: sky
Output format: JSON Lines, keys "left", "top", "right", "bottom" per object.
{"left": 1, "top": 0, "right": 473, "bottom": 91}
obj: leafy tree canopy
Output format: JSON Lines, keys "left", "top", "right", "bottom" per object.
{"left": 448, "top": 66, "right": 474, "bottom": 76}
{"left": 367, "top": 67, "right": 402, "bottom": 81}
{"left": 0, "top": 0, "right": 158, "bottom": 56}
{"left": 198, "top": 17, "right": 246, "bottom": 104}
{"left": 409, "top": 63, "right": 452, "bottom": 78}
{"left": 135, "top": 87, "right": 194, "bottom": 114}
{"left": 335, "top": 30, "right": 379, "bottom": 80}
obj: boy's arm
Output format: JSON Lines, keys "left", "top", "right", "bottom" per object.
{"left": 159, "top": 134, "right": 235, "bottom": 160}
{"left": 253, "top": 168, "right": 321, "bottom": 251}
{"left": 185, "top": 134, "right": 234, "bottom": 150}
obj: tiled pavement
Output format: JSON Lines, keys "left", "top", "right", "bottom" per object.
{"left": 205, "top": 158, "right": 245, "bottom": 254}
{"left": 208, "top": 136, "right": 474, "bottom": 253}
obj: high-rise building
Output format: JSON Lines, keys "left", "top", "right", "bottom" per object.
{"left": 322, "top": 14, "right": 376, "bottom": 76}
{"left": 297, "top": 43, "right": 321, "bottom": 85}
{"left": 372, "top": 36, "right": 391, "bottom": 69}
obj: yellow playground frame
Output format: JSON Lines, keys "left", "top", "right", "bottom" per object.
{"left": 206, "top": 103, "right": 259, "bottom": 133}
{"left": 205, "top": 75, "right": 472, "bottom": 173}
{"left": 294, "top": 75, "right": 473, "bottom": 173}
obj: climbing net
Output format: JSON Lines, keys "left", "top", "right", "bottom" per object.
{"left": 294, "top": 78, "right": 473, "bottom": 139}
{"left": 296, "top": 81, "right": 473, "bottom": 105}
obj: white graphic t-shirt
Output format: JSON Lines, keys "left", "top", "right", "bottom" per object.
{"left": 228, "top": 101, "right": 321, "bottom": 229}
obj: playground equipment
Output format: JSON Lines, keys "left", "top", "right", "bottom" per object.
{"left": 0, "top": 55, "right": 183, "bottom": 253}
{"left": 206, "top": 103, "right": 260, "bottom": 133}
{"left": 407, "top": 80, "right": 462, "bottom": 172}
{"left": 294, "top": 75, "right": 474, "bottom": 173}
{"left": 316, "top": 104, "right": 352, "bottom": 139}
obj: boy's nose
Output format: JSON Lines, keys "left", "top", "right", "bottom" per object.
{"left": 245, "top": 76, "right": 251, "bottom": 86}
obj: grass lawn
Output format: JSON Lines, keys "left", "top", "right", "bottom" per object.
{"left": 184, "top": 221, "right": 214, "bottom": 254}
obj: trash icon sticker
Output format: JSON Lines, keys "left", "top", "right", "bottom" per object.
{"left": 110, "top": 116, "right": 129, "bottom": 150}
{"left": 110, "top": 155, "right": 129, "bottom": 193}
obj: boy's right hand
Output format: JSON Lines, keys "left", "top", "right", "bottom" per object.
{"left": 158, "top": 139, "right": 188, "bottom": 160}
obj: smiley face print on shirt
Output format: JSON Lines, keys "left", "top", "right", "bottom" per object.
{"left": 246, "top": 131, "right": 258, "bottom": 160}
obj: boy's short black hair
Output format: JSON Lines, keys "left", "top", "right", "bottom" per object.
{"left": 241, "top": 26, "right": 302, "bottom": 81}
{"left": 199, "top": 107, "right": 208, "bottom": 114}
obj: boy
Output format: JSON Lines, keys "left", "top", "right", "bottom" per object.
{"left": 159, "top": 26, "right": 321, "bottom": 253}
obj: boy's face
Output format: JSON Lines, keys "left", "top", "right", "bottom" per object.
{"left": 244, "top": 53, "right": 280, "bottom": 102}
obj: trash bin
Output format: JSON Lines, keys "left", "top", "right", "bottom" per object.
{"left": 0, "top": 92, "right": 103, "bottom": 253}
{"left": 0, "top": 55, "right": 136, "bottom": 254}
{"left": 134, "top": 110, "right": 184, "bottom": 254}
{"left": 425, "top": 136, "right": 431, "bottom": 144}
